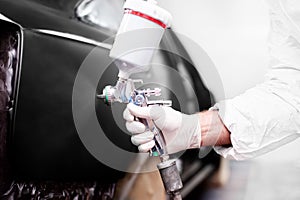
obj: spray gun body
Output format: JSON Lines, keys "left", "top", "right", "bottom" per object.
{"left": 98, "top": 0, "right": 183, "bottom": 199}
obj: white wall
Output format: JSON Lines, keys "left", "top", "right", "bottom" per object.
{"left": 159, "top": 0, "right": 270, "bottom": 101}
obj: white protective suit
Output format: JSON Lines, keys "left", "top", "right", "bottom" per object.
{"left": 214, "top": 0, "right": 300, "bottom": 160}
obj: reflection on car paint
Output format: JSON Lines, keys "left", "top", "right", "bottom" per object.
{"left": 33, "top": 29, "right": 113, "bottom": 49}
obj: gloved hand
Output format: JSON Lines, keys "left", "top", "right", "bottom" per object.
{"left": 123, "top": 103, "right": 201, "bottom": 154}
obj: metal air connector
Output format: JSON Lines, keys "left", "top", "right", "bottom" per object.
{"left": 157, "top": 159, "right": 183, "bottom": 200}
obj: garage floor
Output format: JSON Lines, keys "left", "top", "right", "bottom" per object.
{"left": 195, "top": 139, "right": 300, "bottom": 200}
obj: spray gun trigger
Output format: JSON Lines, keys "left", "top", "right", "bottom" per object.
{"left": 147, "top": 100, "right": 172, "bottom": 107}
{"left": 132, "top": 79, "right": 143, "bottom": 84}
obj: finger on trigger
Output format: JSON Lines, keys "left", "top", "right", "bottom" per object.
{"left": 127, "top": 103, "right": 151, "bottom": 119}
{"left": 126, "top": 121, "right": 146, "bottom": 134}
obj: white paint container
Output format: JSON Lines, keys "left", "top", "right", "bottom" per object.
{"left": 109, "top": 0, "right": 172, "bottom": 79}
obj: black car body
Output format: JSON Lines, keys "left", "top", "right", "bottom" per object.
{"left": 0, "top": 0, "right": 219, "bottom": 199}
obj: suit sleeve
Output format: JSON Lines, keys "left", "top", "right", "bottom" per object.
{"left": 213, "top": 0, "right": 300, "bottom": 160}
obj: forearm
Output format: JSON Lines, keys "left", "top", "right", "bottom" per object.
{"left": 199, "top": 110, "right": 231, "bottom": 147}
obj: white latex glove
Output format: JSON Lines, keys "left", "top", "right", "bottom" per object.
{"left": 123, "top": 103, "right": 201, "bottom": 154}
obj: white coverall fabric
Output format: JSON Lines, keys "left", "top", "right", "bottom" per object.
{"left": 213, "top": 0, "right": 300, "bottom": 160}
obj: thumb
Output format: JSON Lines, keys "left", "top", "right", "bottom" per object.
{"left": 127, "top": 103, "right": 152, "bottom": 119}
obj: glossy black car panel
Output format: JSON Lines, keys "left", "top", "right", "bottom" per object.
{"left": 0, "top": 1, "right": 217, "bottom": 194}
{"left": 13, "top": 30, "right": 124, "bottom": 180}
{"left": 0, "top": 0, "right": 129, "bottom": 181}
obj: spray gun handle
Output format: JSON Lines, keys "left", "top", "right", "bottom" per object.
{"left": 132, "top": 92, "right": 171, "bottom": 157}
{"left": 133, "top": 112, "right": 166, "bottom": 157}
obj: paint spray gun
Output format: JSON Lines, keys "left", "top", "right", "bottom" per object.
{"left": 97, "top": 0, "right": 183, "bottom": 199}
